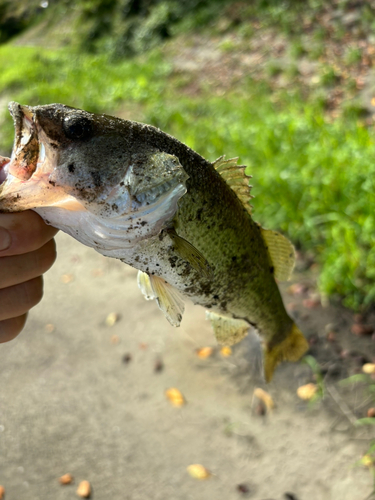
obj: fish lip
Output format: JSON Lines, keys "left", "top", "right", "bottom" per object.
{"left": 7, "top": 101, "right": 40, "bottom": 181}
{"left": 8, "top": 101, "right": 34, "bottom": 147}
{"left": 0, "top": 156, "right": 10, "bottom": 185}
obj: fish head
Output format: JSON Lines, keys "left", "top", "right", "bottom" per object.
{"left": 0, "top": 102, "right": 188, "bottom": 256}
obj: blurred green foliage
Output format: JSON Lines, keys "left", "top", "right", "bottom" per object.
{"left": 0, "top": 41, "right": 374, "bottom": 310}
{"left": 1, "top": 0, "right": 375, "bottom": 310}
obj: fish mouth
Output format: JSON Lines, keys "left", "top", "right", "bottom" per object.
{"left": 0, "top": 102, "right": 83, "bottom": 212}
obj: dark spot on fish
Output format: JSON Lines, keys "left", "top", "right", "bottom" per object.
{"left": 220, "top": 301, "right": 227, "bottom": 310}
{"left": 94, "top": 241, "right": 98, "bottom": 245}
{"left": 169, "top": 256, "right": 178, "bottom": 268}
{"left": 213, "top": 295, "right": 219, "bottom": 300}
{"left": 112, "top": 203, "right": 118, "bottom": 210}
{"left": 49, "top": 142, "right": 59, "bottom": 149}
{"left": 120, "top": 181, "right": 124, "bottom": 186}
{"left": 68, "top": 163, "right": 75, "bottom": 173}
{"left": 140, "top": 221, "right": 147, "bottom": 226}
{"left": 45, "top": 219, "right": 50, "bottom": 225}
{"left": 196, "top": 208, "right": 203, "bottom": 221}
{"left": 231, "top": 256, "right": 237, "bottom": 262}
{"left": 177, "top": 314, "right": 182, "bottom": 322}
{"left": 91, "top": 171, "right": 101, "bottom": 188}
{"left": 48, "top": 180, "right": 56, "bottom": 186}
{"left": 134, "top": 256, "right": 139, "bottom": 262}
{"left": 270, "top": 266, "right": 274, "bottom": 274}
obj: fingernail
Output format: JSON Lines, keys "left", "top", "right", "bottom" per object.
{"left": 0, "top": 227, "right": 11, "bottom": 251}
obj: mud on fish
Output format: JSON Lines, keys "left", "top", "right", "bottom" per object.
{"left": 0, "top": 102, "right": 309, "bottom": 381}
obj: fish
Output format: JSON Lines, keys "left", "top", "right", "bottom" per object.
{"left": 0, "top": 102, "right": 309, "bottom": 381}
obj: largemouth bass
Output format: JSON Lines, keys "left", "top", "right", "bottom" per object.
{"left": 0, "top": 102, "right": 308, "bottom": 381}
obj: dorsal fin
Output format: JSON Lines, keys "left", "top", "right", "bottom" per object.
{"left": 213, "top": 156, "right": 253, "bottom": 215}
{"left": 260, "top": 228, "right": 296, "bottom": 281}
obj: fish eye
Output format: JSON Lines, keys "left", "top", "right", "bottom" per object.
{"left": 63, "top": 115, "right": 92, "bottom": 141}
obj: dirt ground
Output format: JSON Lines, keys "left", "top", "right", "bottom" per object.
{"left": 0, "top": 232, "right": 374, "bottom": 500}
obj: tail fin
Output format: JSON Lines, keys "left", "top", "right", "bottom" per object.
{"left": 264, "top": 323, "right": 309, "bottom": 382}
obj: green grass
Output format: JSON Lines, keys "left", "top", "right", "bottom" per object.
{"left": 1, "top": 42, "right": 375, "bottom": 310}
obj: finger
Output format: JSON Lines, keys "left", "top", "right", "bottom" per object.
{"left": 0, "top": 276, "right": 44, "bottom": 321}
{"left": 0, "top": 314, "right": 28, "bottom": 343}
{"left": 0, "top": 210, "right": 58, "bottom": 257}
{"left": 0, "top": 239, "right": 56, "bottom": 290}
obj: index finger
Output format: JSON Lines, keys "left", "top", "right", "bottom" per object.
{"left": 0, "top": 210, "right": 58, "bottom": 256}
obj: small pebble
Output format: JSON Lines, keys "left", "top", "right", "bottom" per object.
{"left": 105, "top": 312, "right": 120, "bottom": 327}
{"left": 351, "top": 324, "right": 374, "bottom": 336}
{"left": 61, "top": 274, "right": 74, "bottom": 284}
{"left": 284, "top": 493, "right": 299, "bottom": 500}
{"left": 76, "top": 480, "right": 91, "bottom": 498}
{"left": 122, "top": 353, "right": 132, "bottom": 364}
{"left": 59, "top": 473, "right": 73, "bottom": 485}
{"left": 302, "top": 298, "right": 320, "bottom": 309}
{"left": 0, "top": 485, "right": 5, "bottom": 499}
{"left": 326, "top": 331, "right": 336, "bottom": 342}
{"left": 44, "top": 323, "right": 55, "bottom": 333}
{"left": 237, "top": 483, "right": 250, "bottom": 494}
{"left": 367, "top": 408, "right": 375, "bottom": 418}
{"left": 187, "top": 464, "right": 211, "bottom": 480}
{"left": 154, "top": 359, "right": 164, "bottom": 372}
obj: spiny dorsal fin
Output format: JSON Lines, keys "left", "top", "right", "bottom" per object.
{"left": 206, "top": 311, "right": 249, "bottom": 346}
{"left": 260, "top": 228, "right": 296, "bottom": 281}
{"left": 166, "top": 228, "right": 213, "bottom": 280}
{"left": 137, "top": 271, "right": 185, "bottom": 327}
{"left": 213, "top": 156, "right": 253, "bottom": 215}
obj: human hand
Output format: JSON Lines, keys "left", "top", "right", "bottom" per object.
{"left": 0, "top": 211, "right": 57, "bottom": 342}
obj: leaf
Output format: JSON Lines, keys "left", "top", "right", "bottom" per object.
{"left": 363, "top": 363, "right": 375, "bottom": 374}
{"left": 297, "top": 383, "right": 318, "bottom": 401}
{"left": 165, "top": 388, "right": 185, "bottom": 407}
{"left": 105, "top": 312, "right": 120, "bottom": 326}
{"left": 220, "top": 346, "right": 232, "bottom": 357}
{"left": 187, "top": 464, "right": 211, "bottom": 480}
{"left": 339, "top": 374, "right": 370, "bottom": 385}
{"left": 355, "top": 418, "right": 375, "bottom": 427}
{"left": 196, "top": 347, "right": 213, "bottom": 359}
{"left": 253, "top": 388, "right": 274, "bottom": 411}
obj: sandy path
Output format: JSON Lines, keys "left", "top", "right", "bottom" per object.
{"left": 0, "top": 232, "right": 372, "bottom": 500}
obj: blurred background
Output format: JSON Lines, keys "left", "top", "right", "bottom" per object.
{"left": 1, "top": 1, "right": 375, "bottom": 499}
{"left": 2, "top": 0, "right": 375, "bottom": 310}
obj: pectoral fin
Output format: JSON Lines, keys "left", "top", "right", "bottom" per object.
{"left": 137, "top": 270, "right": 156, "bottom": 300}
{"left": 166, "top": 228, "right": 213, "bottom": 280}
{"left": 261, "top": 228, "right": 296, "bottom": 281}
{"left": 206, "top": 311, "right": 250, "bottom": 345}
{"left": 137, "top": 271, "right": 185, "bottom": 327}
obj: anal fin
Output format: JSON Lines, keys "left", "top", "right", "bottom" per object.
{"left": 206, "top": 311, "right": 250, "bottom": 346}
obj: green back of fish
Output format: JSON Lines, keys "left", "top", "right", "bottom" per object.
{"left": 125, "top": 120, "right": 292, "bottom": 339}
